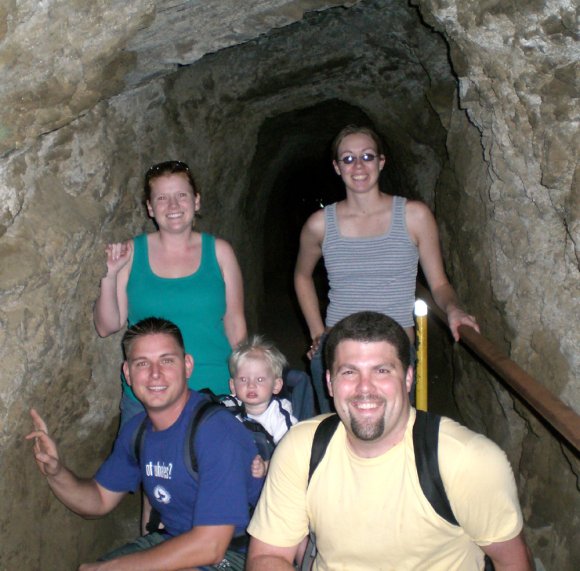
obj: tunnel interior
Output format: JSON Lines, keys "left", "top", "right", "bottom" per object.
{"left": 1, "top": 1, "right": 578, "bottom": 569}
{"left": 254, "top": 98, "right": 459, "bottom": 417}
{"left": 254, "top": 99, "right": 422, "bottom": 350}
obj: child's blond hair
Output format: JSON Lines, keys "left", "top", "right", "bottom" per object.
{"left": 229, "top": 335, "right": 288, "bottom": 379}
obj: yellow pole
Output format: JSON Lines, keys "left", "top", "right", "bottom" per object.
{"left": 414, "top": 299, "right": 428, "bottom": 411}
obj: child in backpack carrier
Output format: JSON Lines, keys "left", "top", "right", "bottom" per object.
{"left": 223, "top": 335, "right": 298, "bottom": 477}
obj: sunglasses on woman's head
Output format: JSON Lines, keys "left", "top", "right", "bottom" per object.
{"left": 146, "top": 160, "right": 191, "bottom": 178}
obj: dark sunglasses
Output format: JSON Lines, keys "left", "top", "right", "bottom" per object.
{"left": 337, "top": 153, "right": 378, "bottom": 165}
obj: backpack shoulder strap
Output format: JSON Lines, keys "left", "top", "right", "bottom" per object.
{"left": 184, "top": 399, "right": 223, "bottom": 480}
{"left": 131, "top": 416, "right": 149, "bottom": 465}
{"left": 130, "top": 400, "right": 221, "bottom": 478}
{"left": 413, "top": 410, "right": 458, "bottom": 526}
{"left": 240, "top": 417, "right": 276, "bottom": 460}
{"left": 308, "top": 414, "right": 341, "bottom": 486}
{"left": 301, "top": 415, "right": 340, "bottom": 571}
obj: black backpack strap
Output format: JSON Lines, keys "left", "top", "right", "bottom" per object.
{"left": 198, "top": 387, "right": 224, "bottom": 403}
{"left": 183, "top": 399, "right": 223, "bottom": 480}
{"left": 300, "top": 531, "right": 318, "bottom": 571}
{"left": 413, "top": 410, "right": 458, "bottom": 526}
{"left": 130, "top": 415, "right": 161, "bottom": 534}
{"left": 219, "top": 394, "right": 245, "bottom": 415}
{"left": 131, "top": 416, "right": 148, "bottom": 465}
{"left": 308, "top": 414, "right": 341, "bottom": 485}
{"left": 300, "top": 415, "right": 340, "bottom": 571}
{"left": 145, "top": 507, "right": 163, "bottom": 534}
{"left": 241, "top": 417, "right": 276, "bottom": 460}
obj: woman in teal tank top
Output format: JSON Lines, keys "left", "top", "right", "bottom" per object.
{"left": 94, "top": 160, "right": 247, "bottom": 425}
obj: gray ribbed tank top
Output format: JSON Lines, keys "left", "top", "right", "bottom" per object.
{"left": 322, "top": 195, "right": 419, "bottom": 328}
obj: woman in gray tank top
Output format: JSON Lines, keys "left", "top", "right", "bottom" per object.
{"left": 294, "top": 125, "right": 479, "bottom": 412}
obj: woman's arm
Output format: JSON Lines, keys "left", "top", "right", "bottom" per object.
{"left": 93, "top": 241, "right": 133, "bottom": 337}
{"left": 294, "top": 211, "right": 326, "bottom": 351}
{"left": 406, "top": 201, "right": 479, "bottom": 341}
{"left": 215, "top": 238, "right": 247, "bottom": 347}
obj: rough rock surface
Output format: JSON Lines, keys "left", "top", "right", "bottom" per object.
{"left": 0, "top": 0, "right": 356, "bottom": 157}
{"left": 0, "top": 0, "right": 577, "bottom": 569}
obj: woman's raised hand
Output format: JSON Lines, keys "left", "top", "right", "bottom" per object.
{"left": 104, "top": 241, "right": 132, "bottom": 278}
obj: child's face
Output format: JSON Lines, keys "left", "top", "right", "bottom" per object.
{"left": 229, "top": 355, "right": 283, "bottom": 413}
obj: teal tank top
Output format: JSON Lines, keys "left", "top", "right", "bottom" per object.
{"left": 124, "top": 233, "right": 232, "bottom": 398}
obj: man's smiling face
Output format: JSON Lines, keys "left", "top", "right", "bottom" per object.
{"left": 327, "top": 339, "right": 413, "bottom": 456}
{"left": 123, "top": 332, "right": 193, "bottom": 415}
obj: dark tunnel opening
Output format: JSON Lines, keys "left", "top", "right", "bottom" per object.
{"left": 253, "top": 101, "right": 459, "bottom": 418}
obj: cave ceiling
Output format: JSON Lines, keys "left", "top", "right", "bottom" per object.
{"left": 0, "top": 0, "right": 358, "bottom": 156}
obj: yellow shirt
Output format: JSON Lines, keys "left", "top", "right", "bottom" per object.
{"left": 248, "top": 409, "right": 523, "bottom": 571}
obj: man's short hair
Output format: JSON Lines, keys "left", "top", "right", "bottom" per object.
{"left": 229, "top": 335, "right": 288, "bottom": 379}
{"left": 324, "top": 311, "right": 410, "bottom": 373}
{"left": 122, "top": 317, "right": 185, "bottom": 359}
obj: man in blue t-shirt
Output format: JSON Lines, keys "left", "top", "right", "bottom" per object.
{"left": 27, "top": 317, "right": 261, "bottom": 571}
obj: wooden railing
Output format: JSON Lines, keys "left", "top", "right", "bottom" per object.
{"left": 416, "top": 283, "right": 580, "bottom": 453}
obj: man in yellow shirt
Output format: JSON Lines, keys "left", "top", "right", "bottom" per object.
{"left": 246, "top": 311, "right": 533, "bottom": 571}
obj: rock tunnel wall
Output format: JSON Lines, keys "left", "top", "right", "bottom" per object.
{"left": 0, "top": 1, "right": 577, "bottom": 569}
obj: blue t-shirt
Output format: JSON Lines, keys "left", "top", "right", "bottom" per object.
{"left": 95, "top": 391, "right": 262, "bottom": 537}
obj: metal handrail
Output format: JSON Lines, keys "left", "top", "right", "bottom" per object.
{"left": 416, "top": 283, "right": 580, "bottom": 453}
